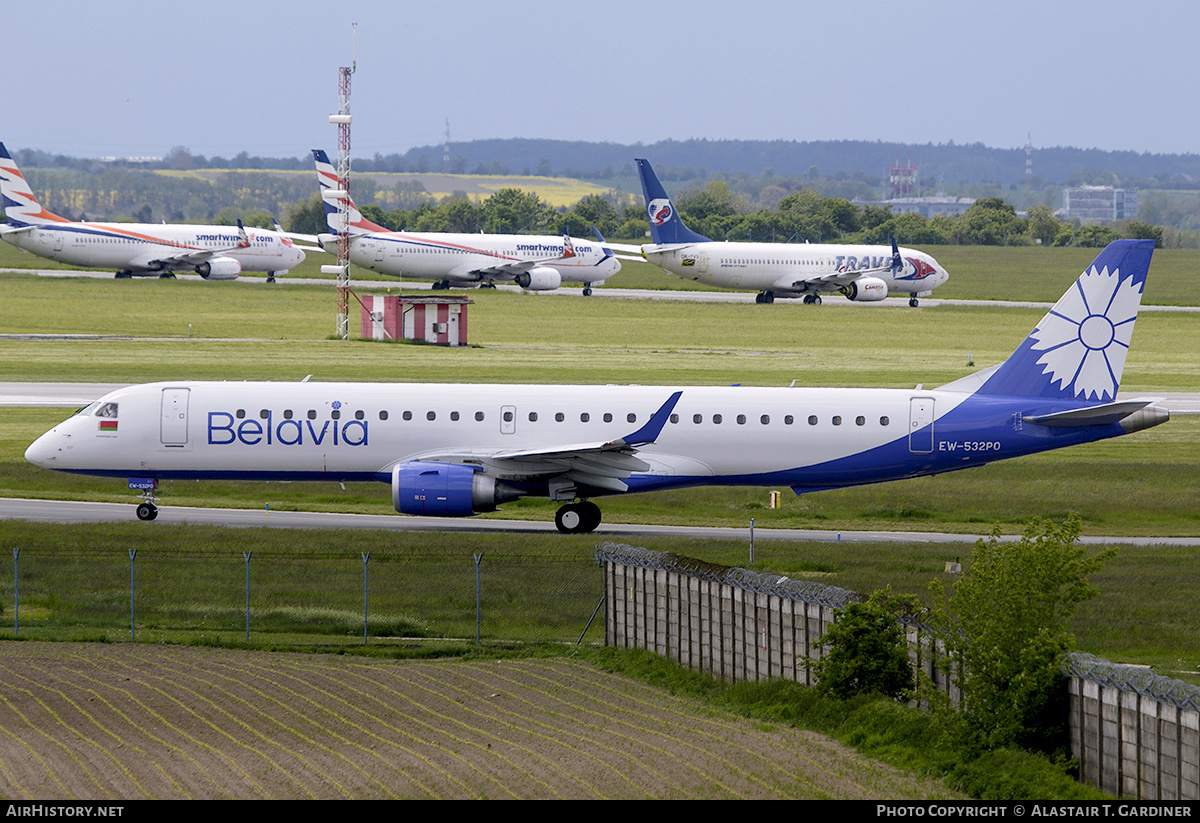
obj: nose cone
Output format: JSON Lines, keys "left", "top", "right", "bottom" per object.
{"left": 25, "top": 429, "right": 60, "bottom": 468}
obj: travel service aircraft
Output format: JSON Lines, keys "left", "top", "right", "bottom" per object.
{"left": 26, "top": 241, "right": 1165, "bottom": 533}
{"left": 614, "top": 158, "right": 950, "bottom": 305}
{"left": 0, "top": 142, "right": 310, "bottom": 281}
{"left": 312, "top": 149, "right": 620, "bottom": 293}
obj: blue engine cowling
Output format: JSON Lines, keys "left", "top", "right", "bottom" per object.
{"left": 392, "top": 462, "right": 515, "bottom": 517}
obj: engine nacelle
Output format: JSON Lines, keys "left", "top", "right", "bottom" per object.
{"left": 840, "top": 276, "right": 887, "bottom": 302}
{"left": 195, "top": 256, "right": 241, "bottom": 280}
{"left": 514, "top": 266, "right": 561, "bottom": 291}
{"left": 392, "top": 462, "right": 520, "bottom": 517}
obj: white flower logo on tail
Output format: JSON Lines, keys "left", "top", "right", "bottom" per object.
{"left": 1029, "top": 264, "right": 1143, "bottom": 400}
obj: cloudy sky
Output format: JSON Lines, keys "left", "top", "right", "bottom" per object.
{"left": 8, "top": 0, "right": 1196, "bottom": 160}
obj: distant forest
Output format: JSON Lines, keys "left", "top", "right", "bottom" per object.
{"left": 12, "top": 137, "right": 1200, "bottom": 190}
{"left": 5, "top": 138, "right": 1200, "bottom": 244}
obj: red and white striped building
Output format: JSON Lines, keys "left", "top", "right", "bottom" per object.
{"left": 360, "top": 295, "right": 471, "bottom": 346}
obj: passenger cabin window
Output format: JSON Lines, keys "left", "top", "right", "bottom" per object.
{"left": 426, "top": 411, "right": 436, "bottom": 421}
{"left": 476, "top": 411, "right": 485, "bottom": 421}
{"left": 403, "top": 411, "right": 412, "bottom": 421}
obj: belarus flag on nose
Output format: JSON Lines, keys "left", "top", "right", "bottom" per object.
{"left": 99, "top": 420, "right": 118, "bottom": 431}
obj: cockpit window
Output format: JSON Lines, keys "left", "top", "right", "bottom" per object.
{"left": 77, "top": 402, "right": 100, "bottom": 417}
{"left": 95, "top": 402, "right": 119, "bottom": 418}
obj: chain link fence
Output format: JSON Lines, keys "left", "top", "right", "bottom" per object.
{"left": 3, "top": 545, "right": 605, "bottom": 648}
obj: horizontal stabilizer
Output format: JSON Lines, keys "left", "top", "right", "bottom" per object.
{"left": 1023, "top": 398, "right": 1164, "bottom": 427}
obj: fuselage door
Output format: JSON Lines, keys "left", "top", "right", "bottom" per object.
{"left": 500, "top": 405, "right": 516, "bottom": 435}
{"left": 161, "top": 387, "right": 190, "bottom": 446}
{"left": 908, "top": 396, "right": 934, "bottom": 454}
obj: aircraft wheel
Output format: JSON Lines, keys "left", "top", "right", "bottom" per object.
{"left": 909, "top": 297, "right": 919, "bottom": 307}
{"left": 555, "top": 502, "right": 600, "bottom": 534}
{"left": 136, "top": 503, "right": 158, "bottom": 521}
{"left": 802, "top": 294, "right": 814, "bottom": 304}
{"left": 578, "top": 500, "right": 601, "bottom": 532}
{"left": 115, "top": 271, "right": 132, "bottom": 279}
{"left": 583, "top": 287, "right": 593, "bottom": 296}
{"left": 813, "top": 295, "right": 822, "bottom": 305}
{"left": 762, "top": 291, "right": 775, "bottom": 304}
{"left": 159, "top": 272, "right": 176, "bottom": 279}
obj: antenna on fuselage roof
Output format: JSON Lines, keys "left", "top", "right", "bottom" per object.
{"left": 302, "top": 375, "right": 312, "bottom": 383}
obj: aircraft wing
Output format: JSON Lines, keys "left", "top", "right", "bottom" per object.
{"left": 126, "top": 221, "right": 253, "bottom": 270}
{"left": 404, "top": 390, "right": 683, "bottom": 493}
{"left": 456, "top": 234, "right": 582, "bottom": 279}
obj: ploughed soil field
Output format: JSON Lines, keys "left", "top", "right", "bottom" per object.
{"left": 0, "top": 642, "right": 954, "bottom": 800}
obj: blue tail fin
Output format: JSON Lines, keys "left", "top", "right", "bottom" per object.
{"left": 976, "top": 239, "right": 1154, "bottom": 401}
{"left": 635, "top": 159, "right": 710, "bottom": 245}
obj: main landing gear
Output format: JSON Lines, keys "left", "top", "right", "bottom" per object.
{"left": 802, "top": 294, "right": 823, "bottom": 305}
{"left": 755, "top": 291, "right": 775, "bottom": 304}
{"left": 554, "top": 500, "right": 601, "bottom": 534}
{"left": 134, "top": 485, "right": 159, "bottom": 521}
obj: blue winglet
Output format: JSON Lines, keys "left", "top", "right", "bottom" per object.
{"left": 616, "top": 391, "right": 683, "bottom": 447}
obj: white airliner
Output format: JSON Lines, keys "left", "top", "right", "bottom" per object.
{"left": 26, "top": 241, "right": 1166, "bottom": 533}
{"left": 614, "top": 159, "right": 950, "bottom": 305}
{"left": 0, "top": 142, "right": 309, "bottom": 281}
{"left": 313, "top": 149, "right": 621, "bottom": 293}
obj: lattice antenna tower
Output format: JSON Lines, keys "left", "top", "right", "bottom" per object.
{"left": 330, "top": 24, "right": 357, "bottom": 340}
{"left": 1025, "top": 132, "right": 1033, "bottom": 184}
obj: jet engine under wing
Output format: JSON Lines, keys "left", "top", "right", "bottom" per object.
{"left": 406, "top": 391, "right": 683, "bottom": 493}
{"left": 773, "top": 264, "right": 892, "bottom": 293}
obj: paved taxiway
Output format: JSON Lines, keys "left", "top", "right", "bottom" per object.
{"left": 2, "top": 497, "right": 1197, "bottom": 547}
{"left": 10, "top": 266, "right": 1200, "bottom": 313}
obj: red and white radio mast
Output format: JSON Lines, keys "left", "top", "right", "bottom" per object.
{"left": 326, "top": 24, "right": 357, "bottom": 340}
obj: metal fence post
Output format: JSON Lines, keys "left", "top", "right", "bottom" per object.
{"left": 362, "top": 552, "right": 370, "bottom": 645}
{"left": 128, "top": 548, "right": 137, "bottom": 641}
{"left": 243, "top": 551, "right": 252, "bottom": 641}
{"left": 474, "top": 553, "right": 483, "bottom": 645}
{"left": 12, "top": 548, "right": 19, "bottom": 637}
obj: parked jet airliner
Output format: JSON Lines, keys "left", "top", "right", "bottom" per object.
{"left": 0, "top": 142, "right": 309, "bottom": 281}
{"left": 25, "top": 241, "right": 1165, "bottom": 533}
{"left": 313, "top": 149, "right": 620, "bottom": 293}
{"left": 614, "top": 159, "right": 949, "bottom": 305}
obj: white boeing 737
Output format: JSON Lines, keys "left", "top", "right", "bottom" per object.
{"left": 313, "top": 149, "right": 621, "bottom": 293}
{"left": 0, "top": 142, "right": 309, "bottom": 281}
{"left": 26, "top": 241, "right": 1166, "bottom": 533}
{"left": 615, "top": 159, "right": 949, "bottom": 305}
